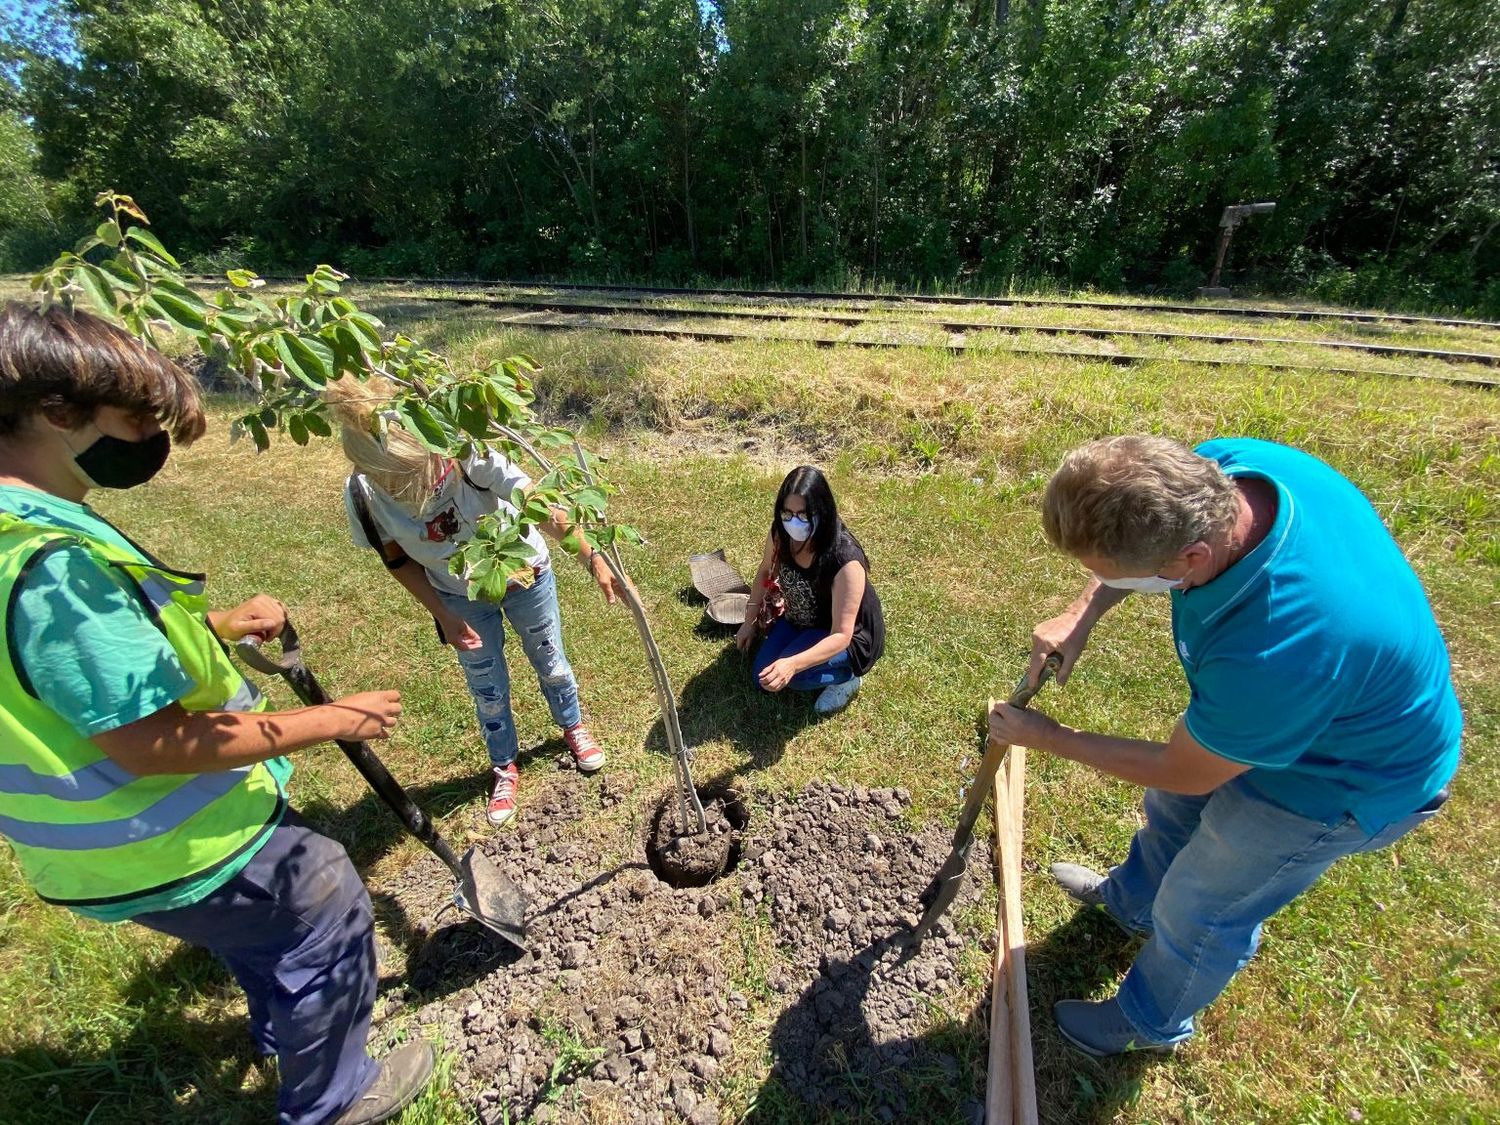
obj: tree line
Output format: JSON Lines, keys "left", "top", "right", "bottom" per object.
{"left": 2, "top": 0, "right": 1498, "bottom": 314}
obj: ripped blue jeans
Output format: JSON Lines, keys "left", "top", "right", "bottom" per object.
{"left": 434, "top": 566, "right": 581, "bottom": 768}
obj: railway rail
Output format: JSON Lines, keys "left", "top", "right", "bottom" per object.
{"left": 187, "top": 273, "right": 1500, "bottom": 331}
{"left": 182, "top": 274, "right": 1499, "bottom": 388}
{"left": 486, "top": 313, "right": 1499, "bottom": 390}
{"left": 410, "top": 293, "right": 1500, "bottom": 368}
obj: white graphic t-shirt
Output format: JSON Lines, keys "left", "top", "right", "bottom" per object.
{"left": 343, "top": 453, "right": 550, "bottom": 598}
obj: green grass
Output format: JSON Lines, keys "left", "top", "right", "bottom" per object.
{"left": 1, "top": 290, "right": 1497, "bottom": 1123}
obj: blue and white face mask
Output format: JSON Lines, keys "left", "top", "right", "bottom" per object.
{"left": 781, "top": 514, "right": 817, "bottom": 543}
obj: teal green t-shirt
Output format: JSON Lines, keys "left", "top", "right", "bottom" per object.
{"left": 0, "top": 485, "right": 291, "bottom": 922}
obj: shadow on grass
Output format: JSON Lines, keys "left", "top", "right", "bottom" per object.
{"left": 300, "top": 770, "right": 534, "bottom": 1005}
{"left": 650, "top": 633, "right": 822, "bottom": 779}
{"left": 0, "top": 942, "right": 276, "bottom": 1125}
{"left": 744, "top": 911, "right": 1164, "bottom": 1125}
{"left": 1026, "top": 909, "right": 1162, "bottom": 1123}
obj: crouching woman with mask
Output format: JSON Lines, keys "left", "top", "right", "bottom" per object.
{"left": 734, "top": 466, "right": 884, "bottom": 715}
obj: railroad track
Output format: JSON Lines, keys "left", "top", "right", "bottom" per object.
{"left": 187, "top": 273, "right": 1500, "bottom": 331}
{"left": 183, "top": 273, "right": 1498, "bottom": 388}
{"left": 409, "top": 293, "right": 1500, "bottom": 368}
{"left": 483, "top": 313, "right": 1498, "bottom": 390}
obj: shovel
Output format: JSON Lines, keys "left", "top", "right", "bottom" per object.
{"left": 235, "top": 617, "right": 528, "bottom": 954}
{"left": 900, "top": 652, "right": 1061, "bottom": 960}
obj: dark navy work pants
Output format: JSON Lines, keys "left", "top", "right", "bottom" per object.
{"left": 134, "top": 810, "right": 379, "bottom": 1124}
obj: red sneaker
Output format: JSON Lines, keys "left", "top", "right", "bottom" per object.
{"left": 562, "top": 723, "right": 606, "bottom": 773}
{"left": 487, "top": 764, "right": 519, "bottom": 826}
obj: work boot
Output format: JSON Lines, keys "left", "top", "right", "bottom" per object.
{"left": 1050, "top": 862, "right": 1144, "bottom": 938}
{"left": 333, "top": 1039, "right": 437, "bottom": 1125}
{"left": 487, "top": 764, "right": 519, "bottom": 826}
{"left": 562, "top": 722, "right": 606, "bottom": 772}
{"left": 1054, "top": 998, "right": 1178, "bottom": 1058}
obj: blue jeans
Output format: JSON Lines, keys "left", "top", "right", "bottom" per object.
{"left": 1099, "top": 776, "right": 1446, "bottom": 1045}
{"left": 753, "top": 618, "right": 854, "bottom": 692}
{"left": 133, "top": 811, "right": 379, "bottom": 1125}
{"left": 436, "top": 566, "right": 582, "bottom": 768}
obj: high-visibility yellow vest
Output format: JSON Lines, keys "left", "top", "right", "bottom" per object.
{"left": 0, "top": 512, "right": 288, "bottom": 908}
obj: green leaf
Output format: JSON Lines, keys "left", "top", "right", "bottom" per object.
{"left": 123, "top": 226, "right": 180, "bottom": 268}
{"left": 150, "top": 292, "right": 209, "bottom": 334}
{"left": 288, "top": 414, "right": 310, "bottom": 446}
{"left": 100, "top": 259, "right": 144, "bottom": 292}
{"left": 585, "top": 526, "right": 617, "bottom": 549}
{"left": 477, "top": 566, "right": 511, "bottom": 602}
{"left": 301, "top": 335, "right": 337, "bottom": 375}
{"left": 274, "top": 332, "right": 329, "bottom": 388}
{"left": 347, "top": 314, "right": 384, "bottom": 348}
{"left": 303, "top": 410, "right": 333, "bottom": 438}
{"left": 246, "top": 415, "right": 270, "bottom": 452}
{"left": 395, "top": 399, "right": 450, "bottom": 453}
{"left": 96, "top": 222, "right": 121, "bottom": 248}
{"left": 75, "top": 265, "right": 119, "bottom": 317}
{"left": 574, "top": 485, "right": 608, "bottom": 513}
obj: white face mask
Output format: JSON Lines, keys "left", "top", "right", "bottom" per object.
{"left": 782, "top": 515, "right": 815, "bottom": 543}
{"left": 1093, "top": 573, "right": 1183, "bottom": 595}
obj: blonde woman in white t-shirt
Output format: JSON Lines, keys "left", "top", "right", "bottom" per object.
{"left": 325, "top": 378, "right": 624, "bottom": 827}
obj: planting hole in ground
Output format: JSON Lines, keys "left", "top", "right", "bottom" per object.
{"left": 645, "top": 786, "right": 749, "bottom": 887}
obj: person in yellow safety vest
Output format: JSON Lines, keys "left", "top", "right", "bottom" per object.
{"left": 0, "top": 301, "right": 433, "bottom": 1125}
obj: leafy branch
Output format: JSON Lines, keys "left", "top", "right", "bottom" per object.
{"left": 33, "top": 190, "right": 706, "bottom": 833}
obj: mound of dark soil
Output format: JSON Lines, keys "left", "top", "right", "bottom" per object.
{"left": 648, "top": 795, "right": 741, "bottom": 886}
{"left": 386, "top": 775, "right": 986, "bottom": 1123}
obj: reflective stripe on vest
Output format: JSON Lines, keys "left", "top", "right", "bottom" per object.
{"left": 0, "top": 677, "right": 261, "bottom": 803}
{"left": 0, "top": 767, "right": 252, "bottom": 849}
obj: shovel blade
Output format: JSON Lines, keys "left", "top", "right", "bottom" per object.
{"left": 454, "top": 846, "right": 529, "bottom": 954}
{"left": 900, "top": 846, "right": 972, "bottom": 960}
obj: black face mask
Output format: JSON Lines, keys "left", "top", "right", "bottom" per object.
{"left": 74, "top": 431, "right": 171, "bottom": 489}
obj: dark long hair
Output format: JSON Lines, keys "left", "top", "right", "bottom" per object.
{"left": 771, "top": 465, "right": 840, "bottom": 564}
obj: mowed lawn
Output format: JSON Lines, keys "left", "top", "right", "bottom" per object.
{"left": 0, "top": 297, "right": 1496, "bottom": 1124}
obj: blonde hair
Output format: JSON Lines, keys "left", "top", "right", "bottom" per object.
{"left": 323, "top": 376, "right": 444, "bottom": 510}
{"left": 1041, "top": 435, "right": 1239, "bottom": 568}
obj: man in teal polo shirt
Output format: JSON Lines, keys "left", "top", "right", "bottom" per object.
{"left": 989, "top": 435, "right": 1461, "bottom": 1055}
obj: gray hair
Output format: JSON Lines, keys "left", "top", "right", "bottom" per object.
{"left": 1041, "top": 435, "right": 1239, "bottom": 569}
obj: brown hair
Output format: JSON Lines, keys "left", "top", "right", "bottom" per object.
{"left": 1041, "top": 435, "right": 1239, "bottom": 569}
{"left": 0, "top": 302, "right": 206, "bottom": 444}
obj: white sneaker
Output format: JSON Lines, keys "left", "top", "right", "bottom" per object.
{"left": 814, "top": 675, "right": 862, "bottom": 715}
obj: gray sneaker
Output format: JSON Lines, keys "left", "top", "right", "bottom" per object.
{"left": 1054, "top": 998, "right": 1180, "bottom": 1058}
{"left": 1050, "top": 862, "right": 1146, "bottom": 938}
{"left": 814, "top": 675, "right": 862, "bottom": 715}
{"left": 334, "top": 1040, "right": 437, "bottom": 1125}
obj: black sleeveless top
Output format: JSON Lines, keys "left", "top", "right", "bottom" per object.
{"left": 777, "top": 524, "right": 885, "bottom": 676}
